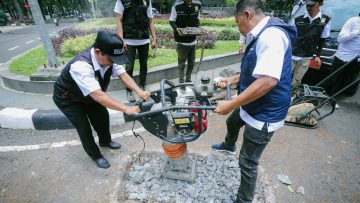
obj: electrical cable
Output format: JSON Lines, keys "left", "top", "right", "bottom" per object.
{"left": 131, "top": 120, "right": 145, "bottom": 162}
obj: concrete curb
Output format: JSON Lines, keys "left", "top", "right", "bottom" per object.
{"left": 0, "top": 52, "right": 242, "bottom": 94}
{"left": 0, "top": 107, "right": 125, "bottom": 130}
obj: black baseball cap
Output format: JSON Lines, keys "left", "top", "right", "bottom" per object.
{"left": 94, "top": 31, "right": 129, "bottom": 65}
{"left": 306, "top": 0, "right": 320, "bottom": 5}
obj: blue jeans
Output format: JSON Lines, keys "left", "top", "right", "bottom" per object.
{"left": 224, "top": 108, "right": 274, "bottom": 203}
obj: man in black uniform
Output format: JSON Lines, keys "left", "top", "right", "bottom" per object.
{"left": 114, "top": 0, "right": 157, "bottom": 101}
{"left": 291, "top": 0, "right": 331, "bottom": 87}
{"left": 53, "top": 31, "right": 150, "bottom": 169}
{"left": 169, "top": 0, "right": 201, "bottom": 85}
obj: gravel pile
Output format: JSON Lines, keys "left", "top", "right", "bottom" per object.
{"left": 122, "top": 152, "right": 273, "bottom": 203}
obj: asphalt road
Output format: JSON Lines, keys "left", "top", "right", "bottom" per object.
{"left": 0, "top": 90, "right": 359, "bottom": 202}
{"left": 0, "top": 21, "right": 75, "bottom": 64}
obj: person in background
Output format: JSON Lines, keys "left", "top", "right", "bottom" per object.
{"left": 169, "top": 0, "right": 201, "bottom": 86}
{"left": 211, "top": 0, "right": 297, "bottom": 202}
{"left": 326, "top": 14, "right": 360, "bottom": 96}
{"left": 291, "top": 0, "right": 331, "bottom": 87}
{"left": 114, "top": 0, "right": 157, "bottom": 101}
{"left": 53, "top": 31, "right": 150, "bottom": 169}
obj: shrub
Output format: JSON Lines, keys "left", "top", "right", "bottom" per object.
{"left": 60, "top": 34, "right": 96, "bottom": 57}
{"left": 217, "top": 28, "right": 240, "bottom": 40}
{"left": 51, "top": 27, "right": 115, "bottom": 55}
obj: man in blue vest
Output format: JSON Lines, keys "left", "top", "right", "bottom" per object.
{"left": 169, "top": 0, "right": 201, "bottom": 86}
{"left": 211, "top": 0, "right": 296, "bottom": 202}
{"left": 114, "top": 0, "right": 157, "bottom": 101}
{"left": 53, "top": 31, "right": 150, "bottom": 169}
{"left": 291, "top": 0, "right": 331, "bottom": 87}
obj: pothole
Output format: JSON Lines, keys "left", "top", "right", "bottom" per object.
{"left": 118, "top": 151, "right": 275, "bottom": 203}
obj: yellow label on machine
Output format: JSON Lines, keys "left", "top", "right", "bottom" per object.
{"left": 174, "top": 118, "right": 190, "bottom": 124}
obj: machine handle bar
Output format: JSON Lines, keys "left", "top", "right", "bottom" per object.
{"left": 130, "top": 105, "right": 216, "bottom": 118}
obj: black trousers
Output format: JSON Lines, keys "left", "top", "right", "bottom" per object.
{"left": 125, "top": 43, "right": 149, "bottom": 91}
{"left": 53, "top": 92, "right": 111, "bottom": 160}
{"left": 224, "top": 108, "right": 274, "bottom": 203}
{"left": 326, "top": 56, "right": 360, "bottom": 96}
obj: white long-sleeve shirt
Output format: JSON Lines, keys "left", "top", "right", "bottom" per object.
{"left": 335, "top": 16, "right": 360, "bottom": 62}
{"left": 69, "top": 48, "right": 126, "bottom": 96}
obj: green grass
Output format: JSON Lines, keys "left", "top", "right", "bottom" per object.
{"left": 122, "top": 40, "right": 239, "bottom": 70}
{"left": 9, "top": 41, "right": 238, "bottom": 75}
{"left": 9, "top": 47, "right": 71, "bottom": 75}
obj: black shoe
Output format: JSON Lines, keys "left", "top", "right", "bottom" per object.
{"left": 100, "top": 141, "right": 121, "bottom": 149}
{"left": 93, "top": 157, "right": 110, "bottom": 169}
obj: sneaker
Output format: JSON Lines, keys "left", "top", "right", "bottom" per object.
{"left": 211, "top": 142, "right": 236, "bottom": 155}
{"left": 127, "top": 91, "right": 136, "bottom": 102}
{"left": 139, "top": 84, "right": 146, "bottom": 91}
{"left": 335, "top": 104, "right": 340, "bottom": 109}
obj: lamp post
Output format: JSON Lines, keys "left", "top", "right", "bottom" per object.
{"left": 28, "top": 0, "right": 59, "bottom": 67}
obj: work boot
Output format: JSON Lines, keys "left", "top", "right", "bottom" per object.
{"left": 211, "top": 142, "right": 236, "bottom": 155}
{"left": 126, "top": 90, "right": 136, "bottom": 102}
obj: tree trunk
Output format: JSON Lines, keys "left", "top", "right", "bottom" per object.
{"left": 13, "top": 0, "right": 24, "bottom": 19}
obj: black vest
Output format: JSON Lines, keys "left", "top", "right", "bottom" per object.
{"left": 54, "top": 48, "right": 113, "bottom": 104}
{"left": 174, "top": 1, "right": 201, "bottom": 43}
{"left": 121, "top": 0, "right": 150, "bottom": 40}
{"left": 292, "top": 14, "right": 331, "bottom": 57}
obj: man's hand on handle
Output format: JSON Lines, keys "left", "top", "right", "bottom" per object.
{"left": 137, "top": 90, "right": 151, "bottom": 101}
{"left": 213, "top": 100, "right": 233, "bottom": 115}
{"left": 124, "top": 105, "right": 140, "bottom": 115}
{"left": 314, "top": 56, "right": 322, "bottom": 66}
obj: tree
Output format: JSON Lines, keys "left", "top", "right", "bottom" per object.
{"left": 225, "top": 0, "right": 236, "bottom": 6}
{"left": 266, "top": 0, "right": 298, "bottom": 14}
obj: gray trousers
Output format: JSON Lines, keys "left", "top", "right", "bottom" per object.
{"left": 292, "top": 59, "right": 311, "bottom": 87}
{"left": 176, "top": 43, "right": 196, "bottom": 83}
{"left": 224, "top": 108, "right": 274, "bottom": 203}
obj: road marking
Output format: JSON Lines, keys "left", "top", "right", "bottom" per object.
{"left": 8, "top": 46, "right": 20, "bottom": 51}
{"left": 0, "top": 127, "right": 146, "bottom": 152}
{"left": 25, "top": 40, "right": 34, "bottom": 44}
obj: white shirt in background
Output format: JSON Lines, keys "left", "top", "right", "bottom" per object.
{"left": 335, "top": 16, "right": 360, "bottom": 62}
{"left": 114, "top": 0, "right": 153, "bottom": 46}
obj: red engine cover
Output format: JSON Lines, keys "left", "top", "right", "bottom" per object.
{"left": 191, "top": 102, "right": 208, "bottom": 134}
